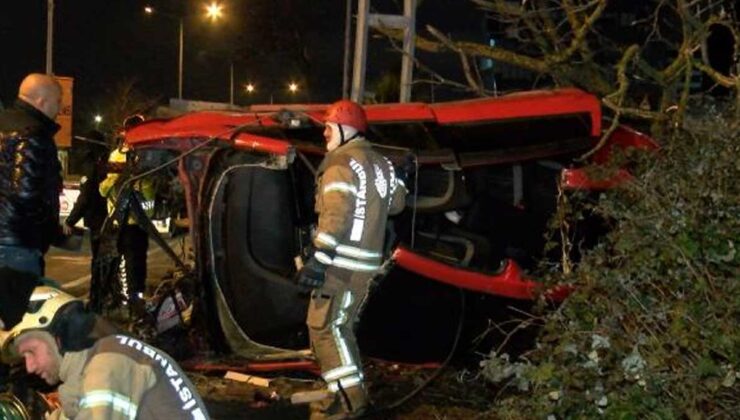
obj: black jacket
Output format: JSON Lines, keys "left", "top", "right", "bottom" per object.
{"left": 65, "top": 160, "right": 108, "bottom": 236}
{"left": 0, "top": 99, "right": 63, "bottom": 253}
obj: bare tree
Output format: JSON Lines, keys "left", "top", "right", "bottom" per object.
{"left": 88, "top": 79, "right": 161, "bottom": 142}
{"left": 376, "top": 1, "right": 739, "bottom": 133}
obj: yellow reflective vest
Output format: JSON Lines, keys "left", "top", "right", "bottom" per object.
{"left": 99, "top": 148, "right": 155, "bottom": 226}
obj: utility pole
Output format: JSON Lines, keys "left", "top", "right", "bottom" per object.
{"left": 354, "top": 0, "right": 418, "bottom": 103}
{"left": 399, "top": 0, "right": 417, "bottom": 102}
{"left": 342, "top": 0, "right": 353, "bottom": 99}
{"left": 178, "top": 18, "right": 184, "bottom": 99}
{"left": 46, "top": 0, "right": 54, "bottom": 74}
{"left": 350, "top": 0, "right": 370, "bottom": 102}
{"left": 229, "top": 61, "right": 234, "bottom": 106}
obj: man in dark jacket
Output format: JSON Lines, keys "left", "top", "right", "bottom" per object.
{"left": 0, "top": 73, "right": 64, "bottom": 277}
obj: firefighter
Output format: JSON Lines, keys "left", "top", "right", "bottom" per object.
{"left": 99, "top": 145, "right": 156, "bottom": 304}
{"left": 296, "top": 99, "right": 407, "bottom": 419}
{"left": 0, "top": 285, "right": 210, "bottom": 419}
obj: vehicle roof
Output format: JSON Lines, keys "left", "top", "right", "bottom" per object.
{"left": 125, "top": 88, "right": 600, "bottom": 156}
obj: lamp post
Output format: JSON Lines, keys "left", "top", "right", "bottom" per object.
{"left": 229, "top": 61, "right": 234, "bottom": 106}
{"left": 46, "top": 0, "right": 54, "bottom": 74}
{"left": 144, "top": 3, "right": 223, "bottom": 100}
{"left": 178, "top": 18, "right": 184, "bottom": 99}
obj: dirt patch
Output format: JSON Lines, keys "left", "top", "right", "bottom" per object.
{"left": 189, "top": 358, "right": 498, "bottom": 419}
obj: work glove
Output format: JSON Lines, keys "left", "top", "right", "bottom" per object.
{"left": 395, "top": 153, "right": 416, "bottom": 192}
{"left": 296, "top": 250, "right": 331, "bottom": 289}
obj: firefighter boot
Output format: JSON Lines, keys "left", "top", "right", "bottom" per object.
{"left": 309, "top": 385, "right": 368, "bottom": 420}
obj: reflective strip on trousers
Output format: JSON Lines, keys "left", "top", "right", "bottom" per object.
{"left": 313, "top": 253, "right": 381, "bottom": 272}
{"left": 119, "top": 255, "right": 130, "bottom": 300}
{"left": 323, "top": 365, "right": 359, "bottom": 382}
{"left": 328, "top": 291, "right": 355, "bottom": 379}
{"left": 332, "top": 256, "right": 380, "bottom": 272}
{"left": 335, "top": 244, "right": 381, "bottom": 261}
{"left": 79, "top": 390, "right": 138, "bottom": 419}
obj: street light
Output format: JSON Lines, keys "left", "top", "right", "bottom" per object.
{"left": 244, "top": 82, "right": 300, "bottom": 104}
{"left": 205, "top": 2, "right": 224, "bottom": 21}
{"left": 93, "top": 114, "right": 103, "bottom": 124}
{"left": 144, "top": 3, "right": 224, "bottom": 100}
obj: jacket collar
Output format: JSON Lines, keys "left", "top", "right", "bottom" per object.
{"left": 333, "top": 137, "right": 369, "bottom": 153}
{"left": 14, "top": 99, "right": 61, "bottom": 135}
{"left": 318, "top": 138, "right": 370, "bottom": 174}
{"left": 59, "top": 347, "right": 90, "bottom": 383}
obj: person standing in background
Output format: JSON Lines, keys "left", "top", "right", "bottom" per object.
{"left": 63, "top": 130, "right": 109, "bottom": 310}
{"left": 0, "top": 73, "right": 65, "bottom": 277}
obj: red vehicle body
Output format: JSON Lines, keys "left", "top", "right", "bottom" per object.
{"left": 124, "top": 88, "right": 657, "bottom": 361}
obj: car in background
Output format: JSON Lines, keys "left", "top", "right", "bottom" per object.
{"left": 59, "top": 181, "right": 82, "bottom": 223}
{"left": 59, "top": 180, "right": 172, "bottom": 234}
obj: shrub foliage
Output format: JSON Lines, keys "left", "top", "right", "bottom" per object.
{"left": 483, "top": 102, "right": 740, "bottom": 419}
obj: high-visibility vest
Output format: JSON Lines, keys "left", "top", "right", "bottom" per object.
{"left": 99, "top": 148, "right": 156, "bottom": 225}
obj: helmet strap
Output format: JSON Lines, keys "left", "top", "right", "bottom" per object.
{"left": 327, "top": 123, "right": 360, "bottom": 152}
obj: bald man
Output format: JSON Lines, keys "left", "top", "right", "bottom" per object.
{"left": 0, "top": 73, "right": 65, "bottom": 278}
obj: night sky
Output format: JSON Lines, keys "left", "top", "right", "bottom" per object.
{"left": 1, "top": 0, "right": 484, "bottom": 135}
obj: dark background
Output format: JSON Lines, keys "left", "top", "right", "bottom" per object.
{"left": 0, "top": 1, "right": 487, "bottom": 135}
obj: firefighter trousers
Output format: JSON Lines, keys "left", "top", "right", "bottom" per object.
{"left": 117, "top": 224, "right": 148, "bottom": 299}
{"left": 307, "top": 267, "right": 377, "bottom": 418}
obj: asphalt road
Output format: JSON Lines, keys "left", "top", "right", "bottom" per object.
{"left": 45, "top": 232, "right": 189, "bottom": 298}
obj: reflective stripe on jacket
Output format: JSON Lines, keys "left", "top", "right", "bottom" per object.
{"left": 313, "top": 138, "right": 406, "bottom": 272}
{"left": 58, "top": 335, "right": 210, "bottom": 420}
{"left": 99, "top": 149, "right": 156, "bottom": 226}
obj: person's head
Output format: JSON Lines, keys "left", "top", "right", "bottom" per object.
{"left": 82, "top": 129, "right": 110, "bottom": 162}
{"left": 323, "top": 100, "right": 367, "bottom": 152}
{"left": 15, "top": 330, "right": 63, "bottom": 385}
{"left": 17, "top": 73, "right": 63, "bottom": 120}
{"left": 0, "top": 286, "right": 85, "bottom": 385}
{"left": 122, "top": 114, "right": 145, "bottom": 131}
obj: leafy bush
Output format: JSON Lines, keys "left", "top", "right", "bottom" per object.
{"left": 481, "top": 102, "right": 739, "bottom": 419}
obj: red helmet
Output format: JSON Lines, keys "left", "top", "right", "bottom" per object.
{"left": 324, "top": 100, "right": 367, "bottom": 133}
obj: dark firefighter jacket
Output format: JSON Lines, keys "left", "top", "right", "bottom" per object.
{"left": 55, "top": 334, "right": 210, "bottom": 420}
{"left": 313, "top": 138, "right": 406, "bottom": 272}
{"left": 0, "top": 99, "right": 62, "bottom": 253}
